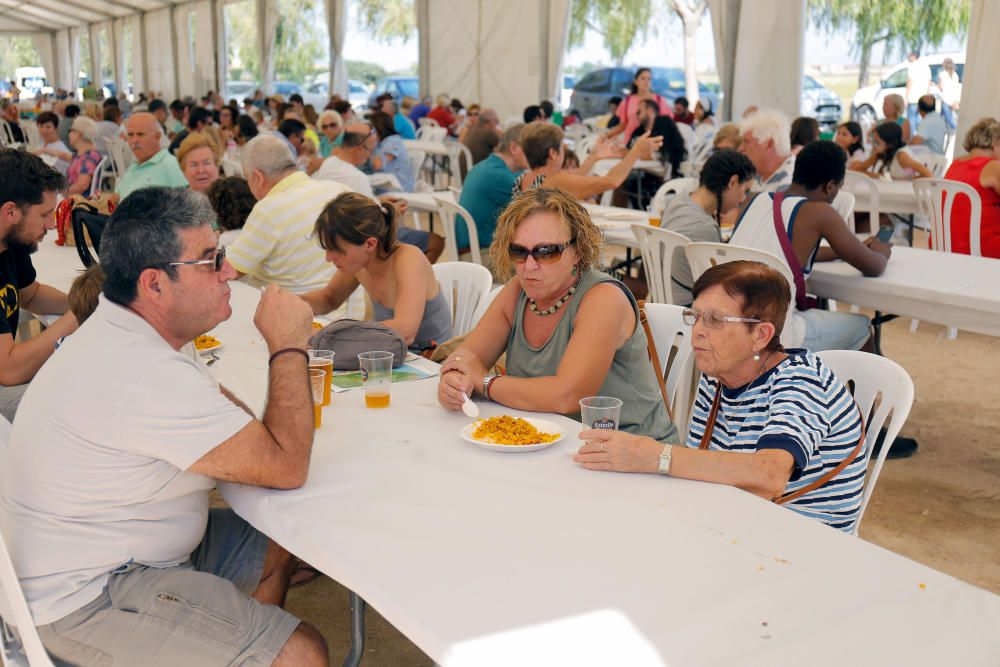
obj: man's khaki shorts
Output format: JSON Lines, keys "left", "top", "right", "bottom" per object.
{"left": 35, "top": 509, "right": 301, "bottom": 666}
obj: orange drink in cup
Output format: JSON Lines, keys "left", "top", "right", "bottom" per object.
{"left": 308, "top": 350, "right": 335, "bottom": 406}
{"left": 358, "top": 351, "right": 394, "bottom": 408}
{"left": 309, "top": 369, "right": 325, "bottom": 428}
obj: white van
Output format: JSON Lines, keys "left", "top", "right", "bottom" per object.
{"left": 850, "top": 52, "right": 964, "bottom": 132}
{"left": 14, "top": 67, "right": 52, "bottom": 99}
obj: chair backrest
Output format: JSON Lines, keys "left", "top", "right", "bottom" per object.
{"left": 418, "top": 116, "right": 441, "bottom": 128}
{"left": 575, "top": 134, "right": 598, "bottom": 161}
{"left": 221, "top": 157, "right": 243, "bottom": 177}
{"left": 20, "top": 122, "right": 41, "bottom": 150}
{"left": 446, "top": 142, "right": 474, "bottom": 187}
{"left": 408, "top": 149, "right": 426, "bottom": 188}
{"left": 631, "top": 225, "right": 690, "bottom": 304}
{"left": 470, "top": 284, "right": 503, "bottom": 330}
{"left": 650, "top": 177, "right": 698, "bottom": 219}
{"left": 912, "top": 178, "right": 982, "bottom": 256}
{"left": 89, "top": 157, "right": 110, "bottom": 195}
{"left": 433, "top": 195, "right": 482, "bottom": 265}
{"left": 675, "top": 122, "right": 696, "bottom": 157}
{"left": 103, "top": 136, "right": 133, "bottom": 176}
{"left": 432, "top": 262, "right": 493, "bottom": 337}
{"left": 0, "top": 120, "right": 16, "bottom": 147}
{"left": 0, "top": 528, "right": 56, "bottom": 666}
{"left": 842, "top": 171, "right": 880, "bottom": 232}
{"left": 831, "top": 190, "right": 855, "bottom": 225}
{"left": 564, "top": 123, "right": 592, "bottom": 144}
{"left": 416, "top": 126, "right": 446, "bottom": 142}
{"left": 918, "top": 152, "right": 948, "bottom": 178}
{"left": 685, "top": 242, "right": 797, "bottom": 347}
{"left": 816, "top": 350, "right": 914, "bottom": 536}
{"left": 642, "top": 303, "right": 697, "bottom": 433}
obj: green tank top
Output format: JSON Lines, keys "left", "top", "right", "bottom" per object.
{"left": 505, "top": 270, "right": 678, "bottom": 443}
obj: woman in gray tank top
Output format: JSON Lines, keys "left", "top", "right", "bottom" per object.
{"left": 301, "top": 192, "right": 452, "bottom": 353}
{"left": 438, "top": 189, "right": 678, "bottom": 444}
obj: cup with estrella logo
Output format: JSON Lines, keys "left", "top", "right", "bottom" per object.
{"left": 578, "top": 396, "right": 623, "bottom": 431}
{"left": 358, "top": 351, "right": 394, "bottom": 408}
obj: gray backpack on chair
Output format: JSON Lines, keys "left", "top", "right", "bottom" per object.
{"left": 309, "top": 319, "right": 406, "bottom": 370}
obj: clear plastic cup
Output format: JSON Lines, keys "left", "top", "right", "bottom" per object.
{"left": 309, "top": 369, "right": 325, "bottom": 428}
{"left": 579, "top": 396, "right": 623, "bottom": 431}
{"left": 358, "top": 351, "right": 394, "bottom": 408}
{"left": 308, "top": 349, "right": 335, "bottom": 406}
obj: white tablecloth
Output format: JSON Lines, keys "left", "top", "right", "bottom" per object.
{"left": 808, "top": 247, "right": 1000, "bottom": 336}
{"left": 209, "top": 282, "right": 1000, "bottom": 667}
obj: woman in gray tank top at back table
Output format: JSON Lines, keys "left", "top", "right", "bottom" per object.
{"left": 301, "top": 192, "right": 452, "bottom": 353}
{"left": 438, "top": 189, "right": 678, "bottom": 444}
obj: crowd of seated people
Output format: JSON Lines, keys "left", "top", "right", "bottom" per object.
{"left": 3, "top": 73, "right": 996, "bottom": 665}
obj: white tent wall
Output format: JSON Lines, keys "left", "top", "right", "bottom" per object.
{"left": 544, "top": 0, "right": 571, "bottom": 105}
{"left": 174, "top": 6, "right": 196, "bottom": 97}
{"left": 255, "top": 0, "right": 278, "bottom": 94}
{"left": 130, "top": 14, "right": 146, "bottom": 95}
{"left": 192, "top": 0, "right": 217, "bottom": 96}
{"left": 419, "top": 0, "right": 571, "bottom": 122}
{"left": 953, "top": 0, "right": 997, "bottom": 157}
{"left": 54, "top": 29, "right": 75, "bottom": 91}
{"left": 112, "top": 18, "right": 126, "bottom": 96}
{"left": 324, "top": 0, "right": 348, "bottom": 97}
{"left": 29, "top": 32, "right": 56, "bottom": 91}
{"left": 709, "top": 0, "right": 805, "bottom": 122}
{"left": 69, "top": 27, "right": 82, "bottom": 92}
{"left": 87, "top": 23, "right": 102, "bottom": 87}
{"left": 143, "top": 8, "right": 177, "bottom": 97}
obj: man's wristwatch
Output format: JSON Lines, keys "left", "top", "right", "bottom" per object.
{"left": 657, "top": 444, "right": 674, "bottom": 475}
{"left": 482, "top": 373, "right": 499, "bottom": 399}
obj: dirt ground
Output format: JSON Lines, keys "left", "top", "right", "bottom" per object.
{"left": 282, "top": 305, "right": 1000, "bottom": 666}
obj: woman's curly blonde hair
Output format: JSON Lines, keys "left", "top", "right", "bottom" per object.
{"left": 489, "top": 188, "right": 603, "bottom": 281}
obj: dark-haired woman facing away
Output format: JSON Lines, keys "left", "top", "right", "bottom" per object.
{"left": 300, "top": 192, "right": 452, "bottom": 352}
{"left": 662, "top": 149, "right": 756, "bottom": 305}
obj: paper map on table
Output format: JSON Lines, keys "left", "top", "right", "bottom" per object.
{"left": 331, "top": 362, "right": 436, "bottom": 392}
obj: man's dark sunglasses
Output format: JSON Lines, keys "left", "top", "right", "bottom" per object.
{"left": 508, "top": 241, "right": 574, "bottom": 264}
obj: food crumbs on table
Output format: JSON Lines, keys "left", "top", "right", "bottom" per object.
{"left": 472, "top": 416, "right": 558, "bottom": 445}
{"left": 757, "top": 566, "right": 765, "bottom": 571}
{"left": 919, "top": 583, "right": 926, "bottom": 589}
{"left": 731, "top": 539, "right": 738, "bottom": 544}
{"left": 772, "top": 557, "right": 790, "bottom": 564}
{"left": 194, "top": 335, "right": 220, "bottom": 350}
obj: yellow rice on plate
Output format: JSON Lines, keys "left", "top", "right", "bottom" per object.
{"left": 471, "top": 416, "right": 559, "bottom": 446}
{"left": 194, "top": 335, "right": 220, "bottom": 350}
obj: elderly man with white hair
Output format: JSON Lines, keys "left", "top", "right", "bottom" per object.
{"left": 739, "top": 109, "right": 796, "bottom": 192}
{"left": 228, "top": 135, "right": 359, "bottom": 317}
{"left": 116, "top": 112, "right": 189, "bottom": 199}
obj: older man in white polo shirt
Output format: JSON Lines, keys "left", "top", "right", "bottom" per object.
{"left": 0, "top": 188, "right": 327, "bottom": 665}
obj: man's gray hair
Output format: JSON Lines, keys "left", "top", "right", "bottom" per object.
{"left": 242, "top": 134, "right": 297, "bottom": 178}
{"left": 480, "top": 108, "right": 499, "bottom": 124}
{"left": 101, "top": 187, "right": 216, "bottom": 306}
{"left": 740, "top": 109, "right": 791, "bottom": 157}
{"left": 498, "top": 123, "right": 524, "bottom": 154}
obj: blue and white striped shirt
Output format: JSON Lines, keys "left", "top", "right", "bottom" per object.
{"left": 686, "top": 350, "right": 866, "bottom": 533}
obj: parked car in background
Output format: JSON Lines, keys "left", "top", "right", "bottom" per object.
{"left": 272, "top": 81, "right": 304, "bottom": 98}
{"left": 368, "top": 76, "right": 420, "bottom": 108}
{"left": 560, "top": 74, "right": 575, "bottom": 111}
{"left": 801, "top": 75, "right": 842, "bottom": 132}
{"left": 851, "top": 52, "right": 965, "bottom": 132}
{"left": 304, "top": 79, "right": 370, "bottom": 111}
{"left": 224, "top": 80, "right": 258, "bottom": 101}
{"left": 569, "top": 67, "right": 720, "bottom": 119}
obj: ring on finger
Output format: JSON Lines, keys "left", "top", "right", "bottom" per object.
{"left": 600, "top": 442, "right": 605, "bottom": 453}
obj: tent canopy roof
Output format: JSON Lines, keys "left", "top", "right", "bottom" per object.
{"left": 0, "top": 0, "right": 184, "bottom": 32}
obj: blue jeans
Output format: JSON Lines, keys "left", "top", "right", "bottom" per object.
{"left": 906, "top": 103, "right": 922, "bottom": 133}
{"left": 941, "top": 104, "right": 958, "bottom": 130}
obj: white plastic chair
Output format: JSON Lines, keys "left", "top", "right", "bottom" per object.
{"left": 103, "top": 136, "right": 133, "bottom": 175}
{"left": 685, "top": 242, "right": 798, "bottom": 348}
{"left": 446, "top": 142, "right": 474, "bottom": 188}
{"left": 631, "top": 225, "right": 690, "bottom": 305}
{"left": 649, "top": 177, "right": 698, "bottom": 220}
{"left": 90, "top": 157, "right": 111, "bottom": 194}
{"left": 222, "top": 157, "right": 243, "bottom": 177}
{"left": 0, "top": 525, "right": 57, "bottom": 666}
{"left": 816, "top": 350, "right": 914, "bottom": 536}
{"left": 564, "top": 123, "right": 592, "bottom": 144}
{"left": 432, "top": 262, "right": 493, "bottom": 338}
{"left": 912, "top": 178, "right": 982, "bottom": 256}
{"left": 0, "top": 120, "right": 17, "bottom": 148}
{"left": 919, "top": 153, "right": 948, "bottom": 178}
{"left": 417, "top": 116, "right": 441, "bottom": 128}
{"left": 469, "top": 285, "right": 503, "bottom": 330}
{"left": 408, "top": 149, "right": 426, "bottom": 191}
{"left": 416, "top": 126, "right": 446, "bottom": 142}
{"left": 575, "top": 134, "right": 597, "bottom": 162}
{"left": 20, "top": 122, "right": 41, "bottom": 150}
{"left": 842, "top": 171, "right": 880, "bottom": 233}
{"left": 433, "top": 195, "right": 482, "bottom": 265}
{"left": 675, "top": 122, "right": 696, "bottom": 158}
{"left": 831, "top": 190, "right": 855, "bottom": 225}
{"left": 642, "top": 303, "right": 697, "bottom": 433}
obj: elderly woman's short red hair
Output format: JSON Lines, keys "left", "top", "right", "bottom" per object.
{"left": 691, "top": 261, "right": 790, "bottom": 351}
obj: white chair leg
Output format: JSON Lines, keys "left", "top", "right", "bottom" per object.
{"left": 909, "top": 319, "right": 920, "bottom": 333}
{"left": 946, "top": 326, "right": 958, "bottom": 340}
{"left": 850, "top": 305, "right": 860, "bottom": 314}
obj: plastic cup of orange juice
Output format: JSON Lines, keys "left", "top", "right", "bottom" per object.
{"left": 309, "top": 369, "right": 325, "bottom": 428}
{"left": 358, "top": 351, "right": 394, "bottom": 408}
{"left": 308, "top": 350, "right": 335, "bottom": 406}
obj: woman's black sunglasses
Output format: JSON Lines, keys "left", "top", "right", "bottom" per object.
{"left": 508, "top": 241, "right": 574, "bottom": 264}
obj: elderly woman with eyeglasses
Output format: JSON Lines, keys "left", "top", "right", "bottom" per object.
{"left": 438, "top": 189, "right": 677, "bottom": 443}
{"left": 574, "top": 261, "right": 867, "bottom": 533}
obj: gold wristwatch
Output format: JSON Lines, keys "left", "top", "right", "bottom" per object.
{"left": 657, "top": 444, "right": 674, "bottom": 475}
